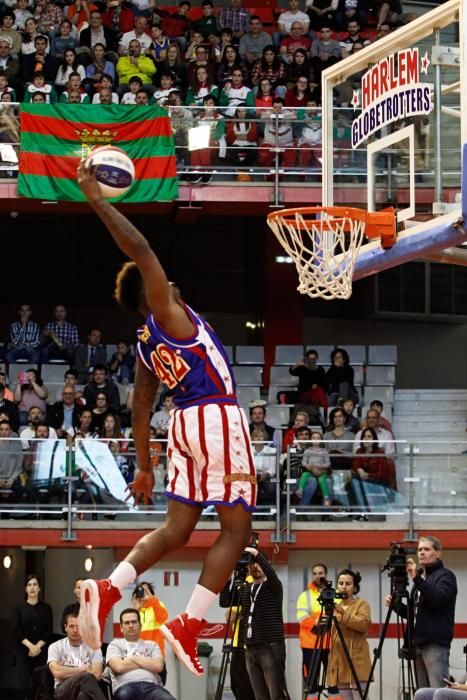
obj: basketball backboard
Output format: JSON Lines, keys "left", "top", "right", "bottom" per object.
{"left": 321, "top": 0, "right": 467, "bottom": 279}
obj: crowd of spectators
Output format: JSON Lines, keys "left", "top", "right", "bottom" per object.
{"left": 0, "top": 0, "right": 416, "bottom": 178}
{"left": 246, "top": 344, "right": 398, "bottom": 515}
{"left": 0, "top": 306, "right": 397, "bottom": 518}
{"left": 0, "top": 303, "right": 147, "bottom": 511}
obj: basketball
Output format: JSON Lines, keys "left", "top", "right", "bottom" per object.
{"left": 85, "top": 146, "right": 135, "bottom": 199}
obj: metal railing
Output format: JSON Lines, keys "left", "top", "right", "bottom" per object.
{"left": 0, "top": 102, "right": 461, "bottom": 208}
{"left": 2, "top": 436, "right": 467, "bottom": 541}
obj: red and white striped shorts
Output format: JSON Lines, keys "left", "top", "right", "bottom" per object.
{"left": 166, "top": 403, "right": 257, "bottom": 511}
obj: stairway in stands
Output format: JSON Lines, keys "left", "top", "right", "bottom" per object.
{"left": 393, "top": 389, "right": 467, "bottom": 510}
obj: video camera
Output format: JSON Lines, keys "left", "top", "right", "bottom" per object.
{"left": 382, "top": 541, "right": 411, "bottom": 593}
{"left": 234, "top": 531, "right": 260, "bottom": 579}
{"left": 317, "top": 578, "right": 347, "bottom": 612}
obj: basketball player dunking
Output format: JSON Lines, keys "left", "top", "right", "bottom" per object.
{"left": 76, "top": 161, "right": 256, "bottom": 675}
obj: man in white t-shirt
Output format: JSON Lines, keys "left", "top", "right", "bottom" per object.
{"left": 48, "top": 613, "right": 105, "bottom": 699}
{"left": 106, "top": 608, "right": 174, "bottom": 700}
{"left": 275, "top": 0, "right": 310, "bottom": 46}
{"left": 119, "top": 15, "right": 152, "bottom": 55}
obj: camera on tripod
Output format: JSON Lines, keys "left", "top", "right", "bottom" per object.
{"left": 234, "top": 531, "right": 260, "bottom": 579}
{"left": 382, "top": 541, "right": 411, "bottom": 593}
{"left": 317, "top": 578, "right": 347, "bottom": 612}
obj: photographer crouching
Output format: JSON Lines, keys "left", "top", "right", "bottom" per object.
{"left": 385, "top": 536, "right": 457, "bottom": 689}
{"left": 236, "top": 546, "right": 290, "bottom": 700}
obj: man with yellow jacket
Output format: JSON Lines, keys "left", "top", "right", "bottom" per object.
{"left": 296, "top": 563, "right": 330, "bottom": 697}
{"left": 116, "top": 39, "right": 156, "bottom": 86}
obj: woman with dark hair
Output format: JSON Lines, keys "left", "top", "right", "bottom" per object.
{"left": 285, "top": 47, "right": 313, "bottom": 89}
{"left": 216, "top": 44, "right": 246, "bottom": 87}
{"left": 14, "top": 368, "right": 48, "bottom": 425}
{"left": 12, "top": 574, "right": 53, "bottom": 694}
{"left": 226, "top": 105, "right": 258, "bottom": 168}
{"left": 185, "top": 64, "right": 219, "bottom": 106}
{"left": 327, "top": 568, "right": 371, "bottom": 700}
{"left": 158, "top": 42, "right": 187, "bottom": 92}
{"left": 351, "top": 426, "right": 397, "bottom": 510}
{"left": 91, "top": 393, "right": 111, "bottom": 433}
{"left": 55, "top": 47, "right": 85, "bottom": 88}
{"left": 85, "top": 43, "right": 116, "bottom": 83}
{"left": 326, "top": 347, "right": 359, "bottom": 407}
{"left": 100, "top": 411, "right": 124, "bottom": 441}
{"left": 323, "top": 407, "right": 354, "bottom": 500}
{"left": 50, "top": 19, "right": 78, "bottom": 58}
{"left": 21, "top": 17, "right": 40, "bottom": 55}
{"left": 250, "top": 45, "right": 287, "bottom": 97}
{"left": 67, "top": 408, "right": 97, "bottom": 439}
{"left": 323, "top": 407, "right": 354, "bottom": 454}
{"left": 284, "top": 74, "right": 311, "bottom": 108}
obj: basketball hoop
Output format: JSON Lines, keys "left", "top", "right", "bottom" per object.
{"left": 267, "top": 206, "right": 396, "bottom": 300}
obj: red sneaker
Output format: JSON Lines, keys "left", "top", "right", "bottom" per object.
{"left": 79, "top": 579, "right": 121, "bottom": 649}
{"left": 161, "top": 613, "right": 206, "bottom": 676}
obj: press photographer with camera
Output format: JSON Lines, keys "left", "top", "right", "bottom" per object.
{"left": 131, "top": 582, "right": 168, "bottom": 657}
{"left": 240, "top": 546, "right": 290, "bottom": 700}
{"left": 327, "top": 569, "right": 372, "bottom": 700}
{"left": 385, "top": 536, "right": 457, "bottom": 688}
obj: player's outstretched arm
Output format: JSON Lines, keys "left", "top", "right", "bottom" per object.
{"left": 77, "top": 160, "right": 184, "bottom": 329}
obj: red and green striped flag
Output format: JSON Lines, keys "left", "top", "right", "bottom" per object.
{"left": 18, "top": 103, "right": 178, "bottom": 202}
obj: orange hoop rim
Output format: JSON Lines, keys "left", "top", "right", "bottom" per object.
{"left": 267, "top": 206, "right": 397, "bottom": 248}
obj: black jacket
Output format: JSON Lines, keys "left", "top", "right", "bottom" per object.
{"left": 290, "top": 363, "right": 328, "bottom": 392}
{"left": 397, "top": 560, "right": 457, "bottom": 648}
{"left": 46, "top": 401, "right": 81, "bottom": 431}
{"left": 79, "top": 26, "right": 118, "bottom": 53}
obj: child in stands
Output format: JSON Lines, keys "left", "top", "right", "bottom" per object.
{"left": 23, "top": 70, "right": 56, "bottom": 102}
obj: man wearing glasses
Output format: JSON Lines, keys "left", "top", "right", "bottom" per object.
{"left": 107, "top": 609, "right": 174, "bottom": 700}
{"left": 47, "top": 388, "right": 81, "bottom": 438}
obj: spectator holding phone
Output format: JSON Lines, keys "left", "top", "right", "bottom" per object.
{"left": 14, "top": 369, "right": 48, "bottom": 426}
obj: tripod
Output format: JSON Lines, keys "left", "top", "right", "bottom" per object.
{"left": 303, "top": 603, "right": 365, "bottom": 700}
{"left": 362, "top": 580, "right": 417, "bottom": 700}
{"left": 215, "top": 571, "right": 251, "bottom": 700}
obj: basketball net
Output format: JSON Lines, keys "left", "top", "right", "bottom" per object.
{"left": 267, "top": 209, "right": 367, "bottom": 300}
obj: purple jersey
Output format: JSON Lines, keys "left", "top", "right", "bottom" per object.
{"left": 136, "top": 303, "right": 237, "bottom": 409}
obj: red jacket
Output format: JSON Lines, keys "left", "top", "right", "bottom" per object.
{"left": 352, "top": 448, "right": 397, "bottom": 489}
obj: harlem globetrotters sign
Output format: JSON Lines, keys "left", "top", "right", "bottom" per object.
{"left": 351, "top": 48, "right": 432, "bottom": 148}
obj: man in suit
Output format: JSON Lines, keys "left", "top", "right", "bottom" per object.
{"left": 73, "top": 328, "right": 107, "bottom": 384}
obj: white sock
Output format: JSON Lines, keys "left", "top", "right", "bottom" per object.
{"left": 185, "top": 584, "right": 217, "bottom": 621}
{"left": 108, "top": 561, "right": 137, "bottom": 592}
